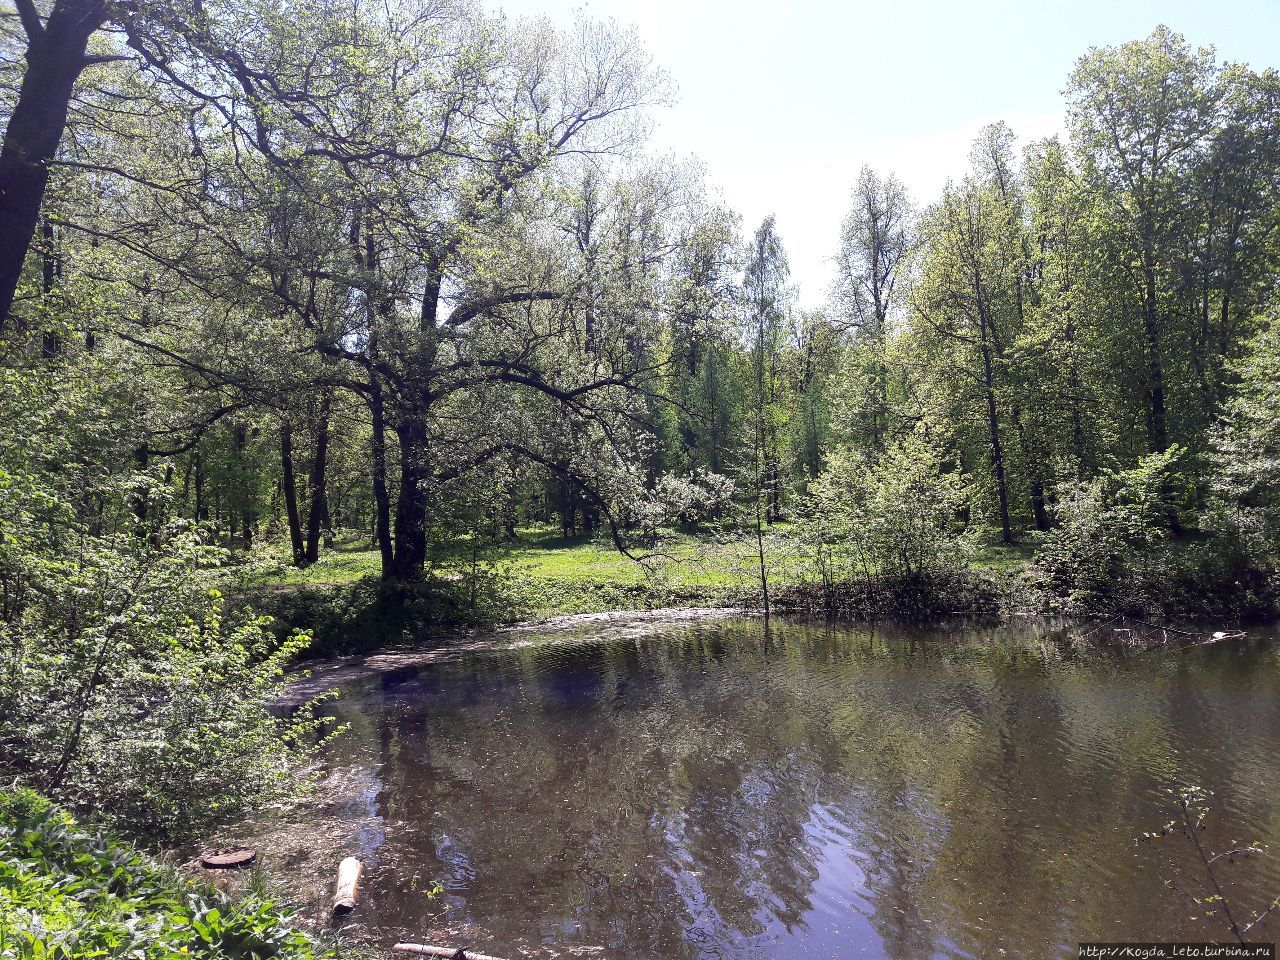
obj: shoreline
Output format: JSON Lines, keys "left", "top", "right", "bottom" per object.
{"left": 276, "top": 589, "right": 1280, "bottom": 706}
{"left": 279, "top": 605, "right": 747, "bottom": 705}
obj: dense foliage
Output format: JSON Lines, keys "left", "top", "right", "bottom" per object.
{"left": 803, "top": 437, "right": 968, "bottom": 585}
{"left": 0, "top": 360, "right": 336, "bottom": 840}
{"left": 5, "top": 13, "right": 1278, "bottom": 600}
{"left": 2, "top": 0, "right": 1280, "bottom": 859}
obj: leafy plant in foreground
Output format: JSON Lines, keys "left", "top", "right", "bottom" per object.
{"left": 0, "top": 788, "right": 331, "bottom": 959}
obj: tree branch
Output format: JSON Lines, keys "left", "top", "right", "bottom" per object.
{"left": 13, "top": 0, "right": 43, "bottom": 42}
{"left": 506, "top": 443, "right": 648, "bottom": 565}
{"left": 83, "top": 53, "right": 132, "bottom": 65}
{"left": 445, "top": 289, "right": 561, "bottom": 328}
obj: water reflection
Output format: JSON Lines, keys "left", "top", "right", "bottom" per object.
{"left": 268, "top": 617, "right": 1280, "bottom": 959}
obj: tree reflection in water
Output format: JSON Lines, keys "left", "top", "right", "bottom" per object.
{"left": 255, "top": 617, "right": 1280, "bottom": 960}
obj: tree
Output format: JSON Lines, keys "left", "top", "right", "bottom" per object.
{"left": 1021, "top": 135, "right": 1106, "bottom": 477}
{"left": 659, "top": 201, "right": 742, "bottom": 482}
{"left": 785, "top": 309, "right": 840, "bottom": 487}
{"left": 912, "top": 132, "right": 1028, "bottom": 544}
{"left": 0, "top": 0, "right": 119, "bottom": 327}
{"left": 740, "top": 216, "right": 790, "bottom": 614}
{"left": 832, "top": 167, "right": 914, "bottom": 457}
{"left": 1068, "top": 27, "right": 1221, "bottom": 456}
{"left": 741, "top": 215, "right": 790, "bottom": 525}
{"left": 45, "top": 0, "right": 675, "bottom": 579}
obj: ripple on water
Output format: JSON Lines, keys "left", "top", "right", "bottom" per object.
{"left": 228, "top": 615, "right": 1280, "bottom": 960}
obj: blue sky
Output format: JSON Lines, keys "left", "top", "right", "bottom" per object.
{"left": 495, "top": 0, "right": 1280, "bottom": 306}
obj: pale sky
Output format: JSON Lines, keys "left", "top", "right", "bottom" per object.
{"left": 495, "top": 0, "right": 1280, "bottom": 306}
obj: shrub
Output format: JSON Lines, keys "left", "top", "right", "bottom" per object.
{"left": 0, "top": 535, "right": 337, "bottom": 841}
{"left": 250, "top": 566, "right": 534, "bottom": 657}
{"left": 803, "top": 434, "right": 969, "bottom": 584}
{"left": 1035, "top": 446, "right": 1189, "bottom": 610}
{"left": 629, "top": 470, "right": 736, "bottom": 541}
{"left": 1034, "top": 447, "right": 1276, "bottom": 618}
{"left": 0, "top": 365, "right": 338, "bottom": 839}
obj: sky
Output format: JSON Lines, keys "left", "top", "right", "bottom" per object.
{"left": 493, "top": 0, "right": 1280, "bottom": 307}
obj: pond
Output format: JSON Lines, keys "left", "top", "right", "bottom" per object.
{"left": 247, "top": 614, "right": 1280, "bottom": 959}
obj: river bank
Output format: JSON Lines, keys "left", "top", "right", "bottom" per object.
{"left": 236, "top": 526, "right": 1277, "bottom": 658}
{"left": 277, "top": 606, "right": 744, "bottom": 706}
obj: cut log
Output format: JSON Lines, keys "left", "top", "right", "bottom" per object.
{"left": 199, "top": 847, "right": 256, "bottom": 870}
{"left": 392, "top": 944, "right": 509, "bottom": 960}
{"left": 332, "top": 856, "right": 364, "bottom": 915}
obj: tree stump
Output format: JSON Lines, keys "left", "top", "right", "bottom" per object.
{"left": 199, "top": 847, "right": 257, "bottom": 870}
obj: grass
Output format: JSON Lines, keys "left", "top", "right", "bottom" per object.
{"left": 244, "top": 524, "right": 1037, "bottom": 591}
{"left": 0, "top": 788, "right": 333, "bottom": 960}
{"left": 969, "top": 539, "right": 1040, "bottom": 573}
{"left": 242, "top": 524, "right": 810, "bottom": 594}
{"left": 235, "top": 524, "right": 1040, "bottom": 638}
{"left": 231, "top": 525, "right": 820, "bottom": 649}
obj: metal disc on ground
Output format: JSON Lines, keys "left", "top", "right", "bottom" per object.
{"left": 199, "top": 847, "right": 257, "bottom": 869}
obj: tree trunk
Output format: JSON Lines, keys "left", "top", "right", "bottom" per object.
{"left": 232, "top": 422, "right": 252, "bottom": 550}
{"left": 558, "top": 474, "right": 577, "bottom": 538}
{"left": 1143, "top": 265, "right": 1168, "bottom": 454}
{"left": 40, "top": 217, "right": 61, "bottom": 355}
{"left": 389, "top": 414, "right": 429, "bottom": 580}
{"left": 1011, "top": 406, "right": 1049, "bottom": 533}
{"left": 193, "top": 448, "right": 207, "bottom": 522}
{"left": 1065, "top": 311, "right": 1087, "bottom": 474}
{"left": 280, "top": 419, "right": 304, "bottom": 564}
{"left": 1030, "top": 480, "right": 1049, "bottom": 532}
{"left": 304, "top": 390, "right": 332, "bottom": 563}
{"left": 383, "top": 272, "right": 443, "bottom": 581}
{"left": 369, "top": 384, "right": 394, "bottom": 576}
{"left": 979, "top": 333, "right": 1012, "bottom": 544}
{"left": 754, "top": 441, "right": 770, "bottom": 620}
{"left": 132, "top": 444, "right": 149, "bottom": 529}
{"left": 0, "top": 0, "right": 106, "bottom": 329}
{"left": 765, "top": 454, "right": 782, "bottom": 523}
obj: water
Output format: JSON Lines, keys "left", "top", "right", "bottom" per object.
{"left": 248, "top": 614, "right": 1280, "bottom": 959}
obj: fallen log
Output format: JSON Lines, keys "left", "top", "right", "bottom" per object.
{"left": 332, "top": 857, "right": 364, "bottom": 915}
{"left": 392, "top": 943, "right": 509, "bottom": 960}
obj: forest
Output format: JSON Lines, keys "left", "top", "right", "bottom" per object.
{"left": 1, "top": 0, "right": 1280, "bottom": 956}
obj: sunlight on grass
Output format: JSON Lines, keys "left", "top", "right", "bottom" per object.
{"left": 242, "top": 523, "right": 1037, "bottom": 624}
{"left": 245, "top": 524, "right": 810, "bottom": 590}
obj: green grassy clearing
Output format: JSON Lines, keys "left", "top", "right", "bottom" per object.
{"left": 237, "top": 526, "right": 788, "bottom": 623}
{"left": 238, "top": 524, "right": 1037, "bottom": 624}
{"left": 243, "top": 523, "right": 815, "bottom": 588}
